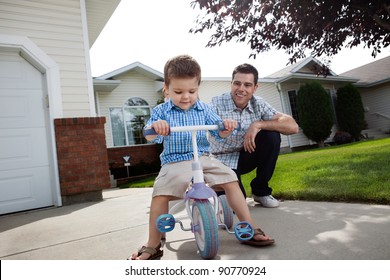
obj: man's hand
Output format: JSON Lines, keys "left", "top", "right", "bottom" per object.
{"left": 244, "top": 123, "right": 261, "bottom": 153}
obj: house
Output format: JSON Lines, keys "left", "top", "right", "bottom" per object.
{"left": 0, "top": 0, "right": 122, "bottom": 215}
{"left": 341, "top": 56, "right": 390, "bottom": 137}
{"left": 93, "top": 62, "right": 164, "bottom": 180}
{"left": 94, "top": 62, "right": 164, "bottom": 147}
{"left": 94, "top": 55, "right": 390, "bottom": 181}
{"left": 257, "top": 56, "right": 359, "bottom": 149}
{"left": 95, "top": 57, "right": 359, "bottom": 155}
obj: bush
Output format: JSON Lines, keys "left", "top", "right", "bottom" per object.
{"left": 333, "top": 131, "right": 352, "bottom": 144}
{"left": 335, "top": 83, "right": 365, "bottom": 140}
{"left": 297, "top": 81, "right": 334, "bottom": 147}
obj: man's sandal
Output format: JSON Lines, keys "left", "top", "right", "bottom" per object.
{"left": 241, "top": 228, "right": 275, "bottom": 247}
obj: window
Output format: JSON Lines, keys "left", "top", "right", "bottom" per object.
{"left": 110, "top": 98, "right": 151, "bottom": 146}
{"left": 288, "top": 90, "right": 299, "bottom": 124}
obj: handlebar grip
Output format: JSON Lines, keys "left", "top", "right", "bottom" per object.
{"left": 143, "top": 127, "right": 158, "bottom": 137}
{"left": 216, "top": 121, "right": 241, "bottom": 131}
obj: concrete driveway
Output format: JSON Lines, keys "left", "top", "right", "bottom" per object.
{"left": 1, "top": 188, "right": 390, "bottom": 260}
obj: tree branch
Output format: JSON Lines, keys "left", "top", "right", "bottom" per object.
{"left": 373, "top": 14, "right": 390, "bottom": 31}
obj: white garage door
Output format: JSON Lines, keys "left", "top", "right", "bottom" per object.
{"left": 0, "top": 51, "right": 54, "bottom": 214}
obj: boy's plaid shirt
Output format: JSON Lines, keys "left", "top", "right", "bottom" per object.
{"left": 145, "top": 99, "right": 223, "bottom": 166}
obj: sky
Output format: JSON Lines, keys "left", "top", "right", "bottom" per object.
{"left": 90, "top": 0, "right": 390, "bottom": 78}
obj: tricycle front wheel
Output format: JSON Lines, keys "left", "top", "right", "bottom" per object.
{"left": 192, "top": 200, "right": 218, "bottom": 259}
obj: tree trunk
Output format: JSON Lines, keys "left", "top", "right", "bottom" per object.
{"left": 318, "top": 140, "right": 325, "bottom": 148}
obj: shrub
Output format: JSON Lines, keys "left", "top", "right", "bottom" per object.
{"left": 333, "top": 131, "right": 352, "bottom": 144}
{"left": 297, "top": 81, "right": 334, "bottom": 147}
{"left": 335, "top": 83, "right": 365, "bottom": 140}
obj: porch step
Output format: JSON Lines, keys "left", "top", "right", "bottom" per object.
{"left": 109, "top": 171, "right": 117, "bottom": 188}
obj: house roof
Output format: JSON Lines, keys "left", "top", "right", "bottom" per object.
{"left": 340, "top": 55, "right": 390, "bottom": 87}
{"left": 95, "top": 61, "right": 163, "bottom": 80}
{"left": 265, "top": 56, "right": 334, "bottom": 78}
{"left": 86, "top": 0, "right": 122, "bottom": 47}
{"left": 264, "top": 56, "right": 358, "bottom": 84}
{"left": 93, "top": 79, "right": 121, "bottom": 92}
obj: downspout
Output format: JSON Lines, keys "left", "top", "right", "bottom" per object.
{"left": 95, "top": 90, "right": 101, "bottom": 116}
{"left": 275, "top": 81, "right": 293, "bottom": 148}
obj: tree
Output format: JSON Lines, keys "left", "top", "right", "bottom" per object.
{"left": 335, "top": 83, "right": 365, "bottom": 140}
{"left": 190, "top": 0, "right": 390, "bottom": 64}
{"left": 297, "top": 82, "right": 334, "bottom": 147}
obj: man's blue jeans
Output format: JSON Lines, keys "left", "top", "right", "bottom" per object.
{"left": 234, "top": 130, "right": 281, "bottom": 198}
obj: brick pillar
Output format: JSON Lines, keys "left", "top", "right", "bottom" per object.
{"left": 54, "top": 117, "right": 110, "bottom": 205}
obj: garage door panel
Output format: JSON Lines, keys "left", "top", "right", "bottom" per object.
{"left": 0, "top": 89, "right": 45, "bottom": 129}
{"left": 0, "top": 127, "right": 50, "bottom": 170}
{"left": 0, "top": 52, "right": 42, "bottom": 89}
{"left": 0, "top": 167, "right": 53, "bottom": 214}
{"left": 0, "top": 174, "right": 34, "bottom": 202}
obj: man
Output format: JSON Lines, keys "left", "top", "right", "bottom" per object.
{"left": 209, "top": 63, "right": 299, "bottom": 208}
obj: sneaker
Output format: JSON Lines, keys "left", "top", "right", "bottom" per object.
{"left": 252, "top": 195, "right": 279, "bottom": 208}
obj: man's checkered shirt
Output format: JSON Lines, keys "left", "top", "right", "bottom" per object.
{"left": 209, "top": 92, "right": 278, "bottom": 169}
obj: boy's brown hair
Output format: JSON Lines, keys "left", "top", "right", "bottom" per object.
{"left": 163, "top": 55, "right": 201, "bottom": 87}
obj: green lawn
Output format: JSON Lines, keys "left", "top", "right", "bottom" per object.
{"left": 120, "top": 138, "right": 390, "bottom": 204}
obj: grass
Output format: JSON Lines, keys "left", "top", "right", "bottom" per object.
{"left": 119, "top": 138, "right": 390, "bottom": 205}
{"left": 119, "top": 176, "right": 156, "bottom": 188}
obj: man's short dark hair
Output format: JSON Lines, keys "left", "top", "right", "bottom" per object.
{"left": 232, "top": 63, "right": 258, "bottom": 85}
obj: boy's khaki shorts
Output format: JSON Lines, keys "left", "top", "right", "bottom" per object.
{"left": 152, "top": 155, "right": 238, "bottom": 199}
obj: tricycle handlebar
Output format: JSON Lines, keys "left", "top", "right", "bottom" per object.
{"left": 143, "top": 121, "right": 240, "bottom": 137}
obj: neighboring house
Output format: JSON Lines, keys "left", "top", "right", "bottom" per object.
{"left": 341, "top": 56, "right": 390, "bottom": 136}
{"left": 94, "top": 62, "right": 164, "bottom": 147}
{"left": 94, "top": 56, "right": 390, "bottom": 179}
{"left": 0, "top": 0, "right": 121, "bottom": 215}
{"left": 258, "top": 56, "right": 359, "bottom": 149}
{"left": 93, "top": 62, "right": 164, "bottom": 179}
{"left": 95, "top": 57, "right": 360, "bottom": 154}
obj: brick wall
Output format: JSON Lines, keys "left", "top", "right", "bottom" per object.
{"left": 107, "top": 145, "right": 161, "bottom": 168}
{"left": 54, "top": 117, "right": 110, "bottom": 205}
{"left": 107, "top": 144, "right": 162, "bottom": 180}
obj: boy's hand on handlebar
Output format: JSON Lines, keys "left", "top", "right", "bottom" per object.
{"left": 152, "top": 120, "right": 170, "bottom": 136}
{"left": 219, "top": 119, "right": 238, "bottom": 138}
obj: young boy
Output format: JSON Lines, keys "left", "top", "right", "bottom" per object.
{"left": 130, "top": 55, "right": 274, "bottom": 260}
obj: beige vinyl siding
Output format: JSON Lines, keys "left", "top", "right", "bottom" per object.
{"left": 0, "top": 0, "right": 91, "bottom": 117}
{"left": 199, "top": 80, "right": 231, "bottom": 103}
{"left": 257, "top": 82, "right": 291, "bottom": 148}
{"left": 98, "top": 93, "right": 115, "bottom": 147}
{"left": 360, "top": 84, "right": 390, "bottom": 132}
{"left": 278, "top": 82, "right": 317, "bottom": 147}
{"left": 98, "top": 71, "right": 162, "bottom": 147}
{"left": 256, "top": 83, "right": 281, "bottom": 110}
{"left": 296, "top": 65, "right": 315, "bottom": 74}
